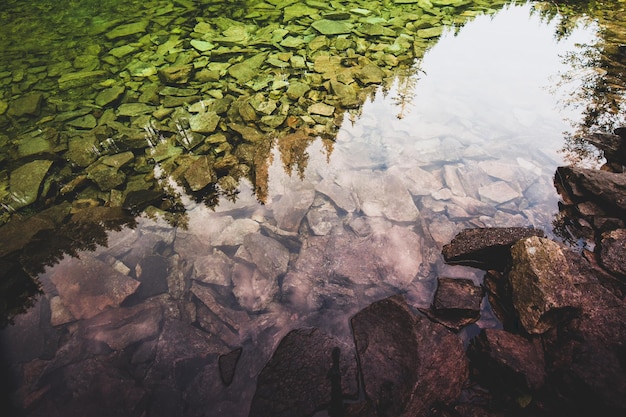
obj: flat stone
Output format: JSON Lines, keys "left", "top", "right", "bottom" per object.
{"left": 86, "top": 163, "right": 126, "bottom": 191}
{"left": 105, "top": 20, "right": 149, "bottom": 40}
{"left": 442, "top": 227, "right": 544, "bottom": 270}
{"left": 214, "top": 218, "right": 259, "bottom": 246}
{"left": 184, "top": 156, "right": 216, "bottom": 191}
{"left": 9, "top": 159, "right": 53, "bottom": 209}
{"left": 58, "top": 70, "right": 106, "bottom": 89}
{"left": 228, "top": 53, "right": 268, "bottom": 83}
{"left": 421, "top": 277, "right": 483, "bottom": 331}
{"left": 8, "top": 92, "right": 43, "bottom": 117}
{"left": 272, "top": 187, "right": 316, "bottom": 232}
{"left": 117, "top": 102, "right": 154, "bottom": 117}
{"left": 340, "top": 171, "right": 419, "bottom": 222}
{"left": 49, "top": 255, "right": 140, "bottom": 321}
{"left": 469, "top": 329, "right": 545, "bottom": 391}
{"left": 95, "top": 85, "right": 125, "bottom": 107}
{"left": 158, "top": 64, "right": 194, "bottom": 85}
{"left": 311, "top": 19, "right": 353, "bottom": 35}
{"left": 308, "top": 102, "right": 335, "bottom": 116}
{"left": 417, "top": 26, "right": 444, "bottom": 38}
{"left": 243, "top": 233, "right": 290, "bottom": 280}
{"left": 189, "top": 110, "right": 220, "bottom": 133}
{"left": 66, "top": 114, "right": 97, "bottom": 129}
{"left": 232, "top": 262, "right": 279, "bottom": 312}
{"left": 81, "top": 303, "right": 163, "bottom": 350}
{"left": 193, "top": 249, "right": 233, "bottom": 286}
{"left": 479, "top": 181, "right": 521, "bottom": 204}
{"left": 355, "top": 63, "right": 385, "bottom": 84}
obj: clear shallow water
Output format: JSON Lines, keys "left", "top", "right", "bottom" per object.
{"left": 0, "top": 1, "right": 607, "bottom": 416}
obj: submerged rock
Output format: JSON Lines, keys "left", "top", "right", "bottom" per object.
{"left": 249, "top": 328, "right": 358, "bottom": 417}
{"left": 49, "top": 255, "right": 140, "bottom": 321}
{"left": 8, "top": 159, "right": 53, "bottom": 209}
{"left": 442, "top": 227, "right": 544, "bottom": 270}
{"left": 351, "top": 295, "right": 468, "bottom": 416}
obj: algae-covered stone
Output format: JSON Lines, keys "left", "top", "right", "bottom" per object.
{"left": 100, "top": 151, "right": 134, "bottom": 169}
{"left": 158, "top": 64, "right": 194, "bottom": 85}
{"left": 283, "top": 4, "right": 319, "bottom": 21}
{"left": 58, "top": 70, "right": 106, "bottom": 89}
{"left": 184, "top": 156, "right": 217, "bottom": 191}
{"left": 190, "top": 40, "right": 215, "bottom": 52}
{"left": 117, "top": 103, "right": 154, "bottom": 117}
{"left": 308, "top": 102, "right": 335, "bottom": 117}
{"left": 105, "top": 20, "right": 149, "bottom": 40}
{"left": 66, "top": 134, "right": 99, "bottom": 167}
{"left": 417, "top": 26, "right": 444, "bottom": 38}
{"left": 356, "top": 63, "right": 385, "bottom": 84}
{"left": 228, "top": 53, "right": 268, "bottom": 83}
{"left": 287, "top": 81, "right": 311, "bottom": 100}
{"left": 9, "top": 160, "right": 53, "bottom": 209}
{"left": 0, "top": 100, "right": 8, "bottom": 115}
{"left": 86, "top": 163, "right": 126, "bottom": 191}
{"left": 189, "top": 111, "right": 220, "bottom": 133}
{"left": 8, "top": 93, "right": 43, "bottom": 117}
{"left": 95, "top": 85, "right": 125, "bottom": 107}
{"left": 311, "top": 19, "right": 353, "bottom": 35}
{"left": 66, "top": 114, "right": 97, "bottom": 129}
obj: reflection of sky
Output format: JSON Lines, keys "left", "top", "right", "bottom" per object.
{"left": 337, "top": 2, "right": 599, "bottom": 167}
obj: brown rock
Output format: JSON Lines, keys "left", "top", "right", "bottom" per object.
{"left": 442, "top": 227, "right": 544, "bottom": 270}
{"left": 249, "top": 328, "right": 358, "bottom": 417}
{"left": 599, "top": 228, "right": 626, "bottom": 277}
{"left": 49, "top": 255, "right": 140, "bottom": 320}
{"left": 351, "top": 295, "right": 468, "bottom": 417}
{"left": 509, "top": 237, "right": 581, "bottom": 334}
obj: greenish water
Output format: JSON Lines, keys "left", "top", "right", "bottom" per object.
{"left": 0, "top": 0, "right": 623, "bottom": 416}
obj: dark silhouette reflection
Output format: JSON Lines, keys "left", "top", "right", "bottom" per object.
{"left": 327, "top": 347, "right": 345, "bottom": 417}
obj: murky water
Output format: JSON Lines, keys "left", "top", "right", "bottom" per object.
{"left": 0, "top": 0, "right": 614, "bottom": 416}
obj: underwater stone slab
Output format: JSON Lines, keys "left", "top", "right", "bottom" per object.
{"left": 315, "top": 178, "right": 358, "bottom": 212}
{"left": 356, "top": 63, "right": 385, "bottom": 84}
{"left": 95, "top": 85, "right": 125, "bottom": 107}
{"left": 243, "top": 233, "right": 290, "bottom": 280}
{"left": 158, "top": 64, "right": 194, "bottom": 85}
{"left": 272, "top": 187, "right": 316, "bottom": 232}
{"left": 308, "top": 102, "right": 335, "bottom": 116}
{"left": 8, "top": 92, "right": 43, "bottom": 117}
{"left": 58, "top": 70, "right": 106, "bottom": 89}
{"left": 66, "top": 114, "right": 97, "bottom": 129}
{"left": 117, "top": 102, "right": 154, "bottom": 117}
{"left": 105, "top": 20, "right": 149, "bottom": 40}
{"left": 49, "top": 255, "right": 140, "bottom": 321}
{"left": 81, "top": 303, "right": 163, "bottom": 350}
{"left": 311, "top": 19, "right": 353, "bottom": 35}
{"left": 351, "top": 296, "right": 468, "bottom": 416}
{"left": 9, "top": 159, "right": 53, "bottom": 209}
{"left": 213, "top": 218, "right": 260, "bottom": 247}
{"left": 249, "top": 328, "right": 358, "bottom": 417}
{"left": 86, "top": 163, "right": 126, "bottom": 191}
{"left": 193, "top": 249, "right": 233, "bottom": 286}
{"left": 189, "top": 110, "right": 220, "bottom": 133}
{"left": 478, "top": 181, "right": 521, "bottom": 204}
{"left": 184, "top": 156, "right": 217, "bottom": 191}
{"left": 232, "top": 262, "right": 279, "bottom": 312}
{"left": 228, "top": 53, "right": 268, "bottom": 83}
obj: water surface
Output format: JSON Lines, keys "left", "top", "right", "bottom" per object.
{"left": 0, "top": 1, "right": 611, "bottom": 416}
